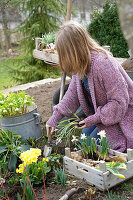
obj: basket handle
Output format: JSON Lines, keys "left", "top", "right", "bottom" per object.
{"left": 33, "top": 113, "right": 42, "bottom": 124}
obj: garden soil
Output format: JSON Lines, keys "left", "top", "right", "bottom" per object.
{"left": 3, "top": 80, "right": 133, "bottom": 200}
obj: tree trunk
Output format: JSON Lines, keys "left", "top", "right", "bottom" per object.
{"left": 117, "top": 0, "right": 133, "bottom": 53}
{"left": 0, "top": 2, "right": 11, "bottom": 50}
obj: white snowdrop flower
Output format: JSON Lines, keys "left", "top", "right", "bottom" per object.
{"left": 81, "top": 133, "right": 87, "bottom": 140}
{"left": 56, "top": 138, "right": 62, "bottom": 145}
{"left": 97, "top": 130, "right": 106, "bottom": 139}
{"left": 71, "top": 135, "right": 78, "bottom": 143}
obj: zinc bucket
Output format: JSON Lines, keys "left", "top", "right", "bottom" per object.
{"left": 1, "top": 106, "right": 42, "bottom": 139}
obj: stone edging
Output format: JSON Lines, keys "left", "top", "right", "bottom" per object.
{"left": 2, "top": 77, "right": 71, "bottom": 94}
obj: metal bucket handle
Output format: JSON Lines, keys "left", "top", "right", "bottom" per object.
{"left": 33, "top": 113, "right": 42, "bottom": 124}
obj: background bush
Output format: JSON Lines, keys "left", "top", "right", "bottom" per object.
{"left": 8, "top": 0, "right": 65, "bottom": 83}
{"left": 87, "top": 0, "right": 129, "bottom": 58}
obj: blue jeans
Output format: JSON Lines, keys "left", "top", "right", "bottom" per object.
{"left": 82, "top": 125, "right": 100, "bottom": 143}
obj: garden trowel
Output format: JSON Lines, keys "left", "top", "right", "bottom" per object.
{"left": 43, "top": 135, "right": 52, "bottom": 157}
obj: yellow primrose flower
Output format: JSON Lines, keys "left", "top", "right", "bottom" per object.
{"left": 38, "top": 167, "right": 40, "bottom": 170}
{"left": 43, "top": 158, "right": 49, "bottom": 162}
{"left": 16, "top": 163, "right": 25, "bottom": 174}
{"left": 16, "top": 148, "right": 41, "bottom": 174}
{"left": 20, "top": 148, "right": 41, "bottom": 164}
{"left": 16, "top": 168, "right": 20, "bottom": 173}
{"left": 30, "top": 148, "right": 41, "bottom": 156}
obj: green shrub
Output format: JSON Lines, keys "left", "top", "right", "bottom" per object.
{"left": 0, "top": 129, "right": 31, "bottom": 173}
{"left": 87, "top": 0, "right": 129, "bottom": 58}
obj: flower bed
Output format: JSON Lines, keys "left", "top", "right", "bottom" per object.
{"left": 1, "top": 84, "right": 133, "bottom": 199}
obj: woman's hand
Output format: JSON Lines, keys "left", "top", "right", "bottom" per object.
{"left": 76, "top": 120, "right": 86, "bottom": 129}
{"left": 46, "top": 124, "right": 55, "bottom": 138}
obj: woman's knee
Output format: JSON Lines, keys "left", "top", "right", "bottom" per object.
{"left": 82, "top": 125, "right": 97, "bottom": 136}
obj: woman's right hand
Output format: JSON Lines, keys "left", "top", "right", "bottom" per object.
{"left": 46, "top": 124, "right": 55, "bottom": 138}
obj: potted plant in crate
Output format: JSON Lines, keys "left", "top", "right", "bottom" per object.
{"left": 0, "top": 91, "right": 42, "bottom": 139}
{"left": 33, "top": 32, "right": 58, "bottom": 64}
{"left": 41, "top": 32, "right": 56, "bottom": 53}
{"left": 55, "top": 110, "right": 133, "bottom": 191}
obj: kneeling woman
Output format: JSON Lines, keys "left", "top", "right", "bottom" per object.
{"left": 46, "top": 21, "right": 133, "bottom": 152}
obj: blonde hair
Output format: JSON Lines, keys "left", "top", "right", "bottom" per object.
{"left": 55, "top": 21, "right": 109, "bottom": 79}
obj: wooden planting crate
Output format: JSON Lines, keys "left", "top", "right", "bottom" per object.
{"left": 33, "top": 38, "right": 59, "bottom": 64}
{"left": 63, "top": 148, "right": 133, "bottom": 191}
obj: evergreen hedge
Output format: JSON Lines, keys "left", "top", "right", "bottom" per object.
{"left": 87, "top": 0, "right": 129, "bottom": 58}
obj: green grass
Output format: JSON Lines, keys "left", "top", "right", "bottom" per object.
{"left": 0, "top": 50, "right": 61, "bottom": 91}
{"left": 107, "top": 190, "right": 125, "bottom": 200}
{"left": 0, "top": 58, "right": 18, "bottom": 90}
{"left": 120, "top": 178, "right": 133, "bottom": 192}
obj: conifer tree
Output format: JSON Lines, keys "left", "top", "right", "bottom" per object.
{"left": 10, "top": 0, "right": 66, "bottom": 83}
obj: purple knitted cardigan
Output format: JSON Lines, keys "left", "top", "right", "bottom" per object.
{"left": 47, "top": 51, "right": 133, "bottom": 152}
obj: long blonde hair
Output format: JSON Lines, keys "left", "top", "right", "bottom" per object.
{"left": 55, "top": 21, "right": 109, "bottom": 78}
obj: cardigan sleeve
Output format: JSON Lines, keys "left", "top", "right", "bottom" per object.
{"left": 46, "top": 75, "right": 80, "bottom": 127}
{"left": 84, "top": 56, "right": 129, "bottom": 127}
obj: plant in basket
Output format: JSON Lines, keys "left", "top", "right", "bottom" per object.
{"left": 41, "top": 32, "right": 56, "bottom": 53}
{"left": 55, "top": 109, "right": 127, "bottom": 180}
{"left": 97, "top": 130, "right": 113, "bottom": 160}
{"left": 0, "top": 91, "right": 42, "bottom": 139}
{"left": 77, "top": 134, "right": 97, "bottom": 159}
{"left": 76, "top": 131, "right": 127, "bottom": 178}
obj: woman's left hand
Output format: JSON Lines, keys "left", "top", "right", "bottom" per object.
{"left": 76, "top": 120, "right": 86, "bottom": 129}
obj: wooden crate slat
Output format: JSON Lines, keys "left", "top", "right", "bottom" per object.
{"left": 97, "top": 145, "right": 127, "bottom": 159}
{"left": 103, "top": 161, "right": 133, "bottom": 190}
{"left": 64, "top": 156, "right": 103, "bottom": 175}
{"left": 64, "top": 156, "right": 105, "bottom": 190}
{"left": 109, "top": 149, "right": 128, "bottom": 159}
{"left": 33, "top": 49, "right": 59, "bottom": 64}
